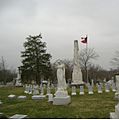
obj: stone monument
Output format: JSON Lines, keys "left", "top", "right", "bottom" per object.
{"left": 71, "top": 40, "right": 84, "bottom": 95}
{"left": 53, "top": 60, "right": 71, "bottom": 105}
{"left": 72, "top": 40, "right": 83, "bottom": 85}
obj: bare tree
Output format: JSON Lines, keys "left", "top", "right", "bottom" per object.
{"left": 111, "top": 51, "right": 119, "bottom": 69}
{"left": 80, "top": 48, "right": 99, "bottom": 82}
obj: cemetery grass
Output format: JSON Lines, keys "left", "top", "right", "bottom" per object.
{"left": 0, "top": 86, "right": 116, "bottom": 119}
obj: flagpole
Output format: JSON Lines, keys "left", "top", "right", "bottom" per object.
{"left": 86, "top": 37, "right": 88, "bottom": 83}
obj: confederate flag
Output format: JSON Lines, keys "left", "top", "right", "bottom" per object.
{"left": 81, "top": 36, "right": 87, "bottom": 44}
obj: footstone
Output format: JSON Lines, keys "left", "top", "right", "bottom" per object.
{"left": 18, "top": 96, "right": 27, "bottom": 100}
{"left": 32, "top": 95, "right": 45, "bottom": 100}
{"left": 8, "top": 94, "right": 16, "bottom": 99}
{"left": 71, "top": 86, "right": 76, "bottom": 95}
{"left": 48, "top": 94, "right": 53, "bottom": 102}
{"left": 79, "top": 86, "right": 84, "bottom": 95}
{"left": 10, "top": 114, "right": 28, "bottom": 119}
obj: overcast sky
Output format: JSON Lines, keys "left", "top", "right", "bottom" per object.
{"left": 0, "top": 0, "right": 119, "bottom": 70}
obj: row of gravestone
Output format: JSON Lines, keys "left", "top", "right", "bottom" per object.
{"left": 23, "top": 81, "right": 116, "bottom": 97}
{"left": 72, "top": 82, "right": 116, "bottom": 95}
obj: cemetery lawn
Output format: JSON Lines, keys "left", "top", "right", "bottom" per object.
{"left": 0, "top": 86, "right": 116, "bottom": 119}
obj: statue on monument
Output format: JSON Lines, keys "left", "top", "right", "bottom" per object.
{"left": 56, "top": 60, "right": 67, "bottom": 90}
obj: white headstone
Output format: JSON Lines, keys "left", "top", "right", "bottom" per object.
{"left": 71, "top": 86, "right": 76, "bottom": 95}
{"left": 88, "top": 85, "right": 93, "bottom": 94}
{"left": 105, "top": 83, "right": 110, "bottom": 92}
{"left": 97, "top": 84, "right": 102, "bottom": 93}
{"left": 48, "top": 94, "right": 53, "bottom": 102}
{"left": 32, "top": 84, "right": 39, "bottom": 95}
{"left": 79, "top": 86, "right": 84, "bottom": 95}
{"left": 72, "top": 40, "right": 83, "bottom": 85}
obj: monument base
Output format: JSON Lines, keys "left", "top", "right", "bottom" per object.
{"left": 53, "top": 96, "right": 71, "bottom": 105}
{"left": 53, "top": 88, "right": 71, "bottom": 105}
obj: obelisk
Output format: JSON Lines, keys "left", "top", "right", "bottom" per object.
{"left": 72, "top": 40, "right": 83, "bottom": 85}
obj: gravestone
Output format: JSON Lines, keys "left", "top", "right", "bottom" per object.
{"left": 79, "top": 85, "right": 84, "bottom": 95}
{"left": 32, "top": 84, "right": 39, "bottom": 95}
{"left": 97, "top": 84, "right": 102, "bottom": 93}
{"left": 48, "top": 94, "right": 53, "bottom": 102}
{"left": 105, "top": 82, "right": 110, "bottom": 92}
{"left": 88, "top": 84, "right": 93, "bottom": 94}
{"left": 71, "top": 86, "right": 76, "bottom": 95}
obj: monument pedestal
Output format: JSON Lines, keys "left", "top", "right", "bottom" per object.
{"left": 53, "top": 88, "right": 71, "bottom": 105}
